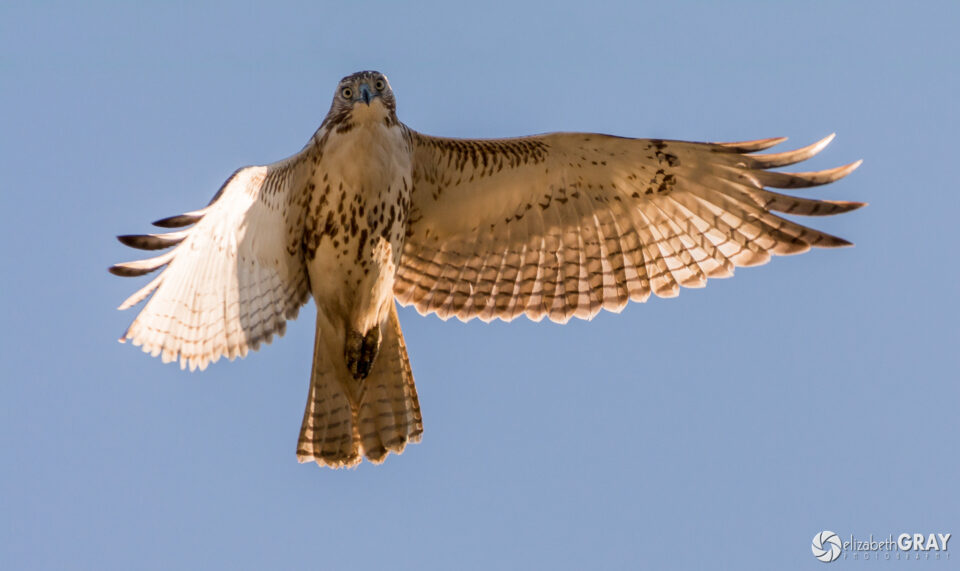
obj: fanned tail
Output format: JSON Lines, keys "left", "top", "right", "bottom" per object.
{"left": 296, "top": 303, "right": 422, "bottom": 468}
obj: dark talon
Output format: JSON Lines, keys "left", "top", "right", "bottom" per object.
{"left": 345, "top": 326, "right": 381, "bottom": 380}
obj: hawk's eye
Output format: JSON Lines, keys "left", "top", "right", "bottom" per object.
{"left": 374, "top": 79, "right": 385, "bottom": 91}
{"left": 340, "top": 87, "right": 353, "bottom": 99}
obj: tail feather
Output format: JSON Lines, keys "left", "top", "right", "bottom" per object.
{"left": 296, "top": 313, "right": 361, "bottom": 468}
{"left": 297, "top": 303, "right": 422, "bottom": 468}
{"left": 357, "top": 304, "right": 423, "bottom": 462}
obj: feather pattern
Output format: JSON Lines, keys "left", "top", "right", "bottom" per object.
{"left": 111, "top": 147, "right": 316, "bottom": 371}
{"left": 111, "top": 69, "right": 865, "bottom": 470}
{"left": 397, "top": 130, "right": 863, "bottom": 323}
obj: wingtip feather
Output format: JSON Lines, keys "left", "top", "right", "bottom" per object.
{"left": 716, "top": 136, "right": 787, "bottom": 152}
{"left": 152, "top": 210, "right": 205, "bottom": 228}
{"left": 117, "top": 232, "right": 187, "bottom": 251}
{"left": 745, "top": 133, "right": 836, "bottom": 168}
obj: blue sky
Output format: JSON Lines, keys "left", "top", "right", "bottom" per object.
{"left": 2, "top": 1, "right": 957, "bottom": 569}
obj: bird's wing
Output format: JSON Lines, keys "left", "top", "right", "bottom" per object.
{"left": 397, "top": 129, "right": 863, "bottom": 323}
{"left": 111, "top": 141, "right": 319, "bottom": 370}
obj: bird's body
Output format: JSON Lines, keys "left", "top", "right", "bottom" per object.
{"left": 304, "top": 101, "right": 411, "bottom": 362}
{"left": 276, "top": 74, "right": 420, "bottom": 465}
{"left": 112, "top": 71, "right": 864, "bottom": 468}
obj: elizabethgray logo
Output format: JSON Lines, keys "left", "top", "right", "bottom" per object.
{"left": 808, "top": 530, "right": 950, "bottom": 562}
{"left": 813, "top": 530, "right": 843, "bottom": 563}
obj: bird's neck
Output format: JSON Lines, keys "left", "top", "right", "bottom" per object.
{"left": 324, "top": 101, "right": 398, "bottom": 134}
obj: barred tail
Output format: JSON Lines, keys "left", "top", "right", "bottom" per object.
{"left": 356, "top": 303, "right": 423, "bottom": 462}
{"left": 297, "top": 303, "right": 422, "bottom": 468}
{"left": 296, "top": 311, "right": 360, "bottom": 468}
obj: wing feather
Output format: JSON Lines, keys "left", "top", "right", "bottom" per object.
{"left": 398, "top": 128, "right": 861, "bottom": 323}
{"left": 743, "top": 133, "right": 835, "bottom": 168}
{"left": 607, "top": 199, "right": 652, "bottom": 302}
{"left": 658, "top": 197, "right": 734, "bottom": 279}
{"left": 111, "top": 145, "right": 316, "bottom": 370}
{"left": 714, "top": 136, "right": 787, "bottom": 152}
{"left": 594, "top": 207, "right": 629, "bottom": 310}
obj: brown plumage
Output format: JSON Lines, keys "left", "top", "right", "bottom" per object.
{"left": 111, "top": 71, "right": 863, "bottom": 468}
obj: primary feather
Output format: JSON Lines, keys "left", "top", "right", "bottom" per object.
{"left": 112, "top": 70, "right": 863, "bottom": 468}
{"left": 394, "top": 131, "right": 863, "bottom": 323}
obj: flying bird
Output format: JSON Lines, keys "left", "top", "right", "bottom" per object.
{"left": 111, "top": 70, "right": 864, "bottom": 468}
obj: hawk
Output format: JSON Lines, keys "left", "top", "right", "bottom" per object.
{"left": 111, "top": 70, "right": 863, "bottom": 468}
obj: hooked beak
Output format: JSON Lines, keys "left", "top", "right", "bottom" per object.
{"left": 358, "top": 83, "right": 373, "bottom": 105}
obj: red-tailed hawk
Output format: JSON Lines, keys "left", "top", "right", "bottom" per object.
{"left": 111, "top": 71, "right": 863, "bottom": 468}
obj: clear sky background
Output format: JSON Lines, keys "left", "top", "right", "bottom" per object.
{"left": 2, "top": 1, "right": 957, "bottom": 570}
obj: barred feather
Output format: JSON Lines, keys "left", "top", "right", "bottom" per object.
{"left": 397, "top": 130, "right": 863, "bottom": 322}
{"left": 113, "top": 155, "right": 313, "bottom": 371}
{"left": 111, "top": 80, "right": 864, "bottom": 472}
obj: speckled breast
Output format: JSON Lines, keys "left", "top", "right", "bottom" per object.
{"left": 302, "top": 122, "right": 413, "bottom": 311}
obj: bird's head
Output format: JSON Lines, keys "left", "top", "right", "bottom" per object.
{"left": 324, "top": 70, "right": 397, "bottom": 129}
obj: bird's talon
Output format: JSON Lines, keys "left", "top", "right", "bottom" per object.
{"left": 345, "top": 327, "right": 381, "bottom": 380}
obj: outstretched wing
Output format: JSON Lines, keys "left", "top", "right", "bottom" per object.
{"left": 111, "top": 143, "right": 318, "bottom": 371}
{"left": 396, "top": 130, "right": 863, "bottom": 323}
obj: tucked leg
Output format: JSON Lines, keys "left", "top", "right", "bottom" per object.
{"left": 345, "top": 325, "right": 381, "bottom": 380}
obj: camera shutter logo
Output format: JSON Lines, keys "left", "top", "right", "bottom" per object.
{"left": 812, "top": 531, "right": 842, "bottom": 562}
